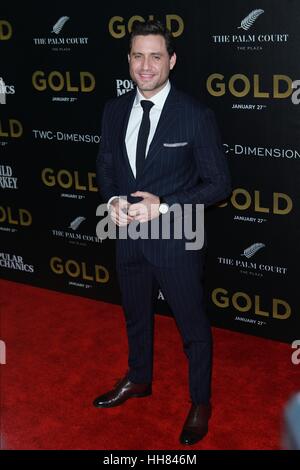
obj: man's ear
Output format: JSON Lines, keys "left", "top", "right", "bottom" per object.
{"left": 127, "top": 54, "right": 130, "bottom": 63}
{"left": 170, "top": 52, "right": 177, "bottom": 70}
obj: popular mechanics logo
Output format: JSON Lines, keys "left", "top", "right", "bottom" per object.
{"left": 211, "top": 9, "right": 289, "bottom": 51}
{"left": 0, "top": 252, "right": 34, "bottom": 272}
{"left": 116, "top": 79, "right": 135, "bottom": 96}
{"left": 33, "top": 16, "right": 89, "bottom": 51}
{"left": 0, "top": 77, "right": 16, "bottom": 105}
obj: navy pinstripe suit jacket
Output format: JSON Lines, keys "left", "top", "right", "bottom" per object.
{"left": 96, "top": 85, "right": 231, "bottom": 267}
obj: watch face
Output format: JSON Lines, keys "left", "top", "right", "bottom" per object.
{"left": 159, "top": 203, "right": 169, "bottom": 214}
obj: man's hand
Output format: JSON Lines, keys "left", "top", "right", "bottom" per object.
{"left": 109, "top": 197, "right": 134, "bottom": 226}
{"left": 128, "top": 191, "right": 160, "bottom": 223}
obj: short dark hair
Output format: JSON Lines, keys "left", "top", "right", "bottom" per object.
{"left": 129, "top": 20, "right": 175, "bottom": 57}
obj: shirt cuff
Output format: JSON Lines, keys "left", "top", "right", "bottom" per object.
{"left": 107, "top": 196, "right": 120, "bottom": 210}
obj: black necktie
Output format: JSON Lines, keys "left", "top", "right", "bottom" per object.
{"left": 135, "top": 100, "right": 154, "bottom": 179}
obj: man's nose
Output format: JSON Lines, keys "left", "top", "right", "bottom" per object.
{"left": 142, "top": 57, "right": 151, "bottom": 70}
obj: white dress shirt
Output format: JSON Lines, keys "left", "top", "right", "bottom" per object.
{"left": 125, "top": 80, "right": 171, "bottom": 177}
{"left": 107, "top": 81, "right": 171, "bottom": 207}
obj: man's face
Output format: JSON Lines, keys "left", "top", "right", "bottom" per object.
{"left": 128, "top": 34, "right": 176, "bottom": 98}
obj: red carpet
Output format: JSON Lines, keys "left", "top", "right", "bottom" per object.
{"left": 0, "top": 279, "right": 298, "bottom": 450}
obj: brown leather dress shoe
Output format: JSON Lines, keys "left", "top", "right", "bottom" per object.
{"left": 93, "top": 376, "right": 152, "bottom": 408}
{"left": 179, "top": 403, "right": 212, "bottom": 445}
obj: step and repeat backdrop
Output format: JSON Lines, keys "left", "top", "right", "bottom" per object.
{"left": 1, "top": 0, "right": 299, "bottom": 342}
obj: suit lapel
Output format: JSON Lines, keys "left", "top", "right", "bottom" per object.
{"left": 119, "top": 90, "right": 136, "bottom": 181}
{"left": 142, "top": 86, "right": 181, "bottom": 175}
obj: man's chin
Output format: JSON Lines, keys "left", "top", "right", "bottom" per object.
{"left": 138, "top": 83, "right": 155, "bottom": 92}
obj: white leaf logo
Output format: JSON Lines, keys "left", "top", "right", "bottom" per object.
{"left": 241, "top": 243, "right": 265, "bottom": 259}
{"left": 238, "top": 9, "right": 264, "bottom": 31}
{"left": 69, "top": 216, "right": 86, "bottom": 231}
{"left": 51, "top": 16, "right": 70, "bottom": 35}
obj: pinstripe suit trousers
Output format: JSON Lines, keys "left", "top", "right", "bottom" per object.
{"left": 116, "top": 246, "right": 212, "bottom": 405}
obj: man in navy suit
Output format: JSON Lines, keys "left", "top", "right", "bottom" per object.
{"left": 94, "top": 20, "right": 231, "bottom": 445}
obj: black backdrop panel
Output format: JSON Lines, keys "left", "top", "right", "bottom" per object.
{"left": 1, "top": 0, "right": 299, "bottom": 343}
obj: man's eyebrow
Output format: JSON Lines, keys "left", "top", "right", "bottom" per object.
{"left": 131, "top": 51, "right": 163, "bottom": 55}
